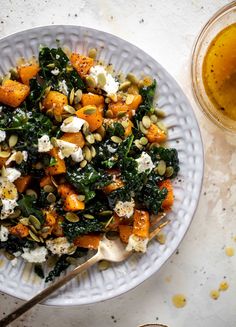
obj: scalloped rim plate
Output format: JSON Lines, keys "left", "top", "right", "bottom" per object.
{"left": 0, "top": 25, "right": 204, "bottom": 306}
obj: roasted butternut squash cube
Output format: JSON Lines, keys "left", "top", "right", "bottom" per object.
{"left": 76, "top": 105, "right": 103, "bottom": 132}
{"left": 43, "top": 91, "right": 68, "bottom": 116}
{"left": 18, "top": 64, "right": 40, "bottom": 85}
{"left": 60, "top": 132, "right": 85, "bottom": 148}
{"left": 70, "top": 53, "right": 94, "bottom": 77}
{"left": 45, "top": 148, "right": 66, "bottom": 175}
{"left": 0, "top": 80, "right": 30, "bottom": 107}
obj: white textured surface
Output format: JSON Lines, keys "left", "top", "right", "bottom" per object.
{"left": 0, "top": 1, "right": 235, "bottom": 326}
{"left": 0, "top": 25, "right": 203, "bottom": 306}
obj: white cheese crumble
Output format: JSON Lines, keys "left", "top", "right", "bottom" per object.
{"left": 0, "top": 130, "right": 6, "bottom": 142}
{"left": 21, "top": 247, "right": 48, "bottom": 263}
{"left": 58, "top": 79, "right": 69, "bottom": 95}
{"left": 71, "top": 147, "right": 84, "bottom": 162}
{"left": 51, "top": 67, "right": 60, "bottom": 75}
{"left": 6, "top": 151, "right": 28, "bottom": 165}
{"left": 89, "top": 65, "right": 119, "bottom": 94}
{"left": 5, "top": 168, "right": 21, "bottom": 182}
{"left": 46, "top": 237, "right": 73, "bottom": 255}
{"left": 22, "top": 151, "right": 28, "bottom": 162}
{"left": 60, "top": 116, "right": 85, "bottom": 133}
{"left": 1, "top": 199, "right": 18, "bottom": 219}
{"left": 126, "top": 234, "right": 148, "bottom": 253}
{"left": 55, "top": 139, "right": 84, "bottom": 163}
{"left": 114, "top": 199, "right": 135, "bottom": 218}
{"left": 0, "top": 225, "right": 9, "bottom": 241}
{"left": 56, "top": 54, "right": 60, "bottom": 59}
{"left": 38, "top": 135, "right": 53, "bottom": 153}
{"left": 135, "top": 152, "right": 155, "bottom": 174}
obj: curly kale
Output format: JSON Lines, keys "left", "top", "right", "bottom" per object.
{"left": 0, "top": 235, "right": 34, "bottom": 254}
{"left": 18, "top": 195, "right": 44, "bottom": 222}
{"left": 150, "top": 147, "right": 179, "bottom": 178}
{"left": 134, "top": 80, "right": 156, "bottom": 122}
{"left": 63, "top": 218, "right": 104, "bottom": 242}
{"left": 106, "top": 122, "right": 125, "bottom": 138}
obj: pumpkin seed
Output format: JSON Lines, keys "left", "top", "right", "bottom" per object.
{"left": 156, "top": 109, "right": 165, "bottom": 118}
{"left": 74, "top": 89, "right": 82, "bottom": 104}
{"left": 77, "top": 195, "right": 85, "bottom": 201}
{"left": 99, "top": 210, "right": 113, "bottom": 217}
{"left": 41, "top": 226, "right": 51, "bottom": 233}
{"left": 97, "top": 73, "right": 106, "bottom": 87}
{"left": 156, "top": 232, "right": 166, "bottom": 244}
{"left": 47, "top": 63, "right": 55, "bottom": 68}
{"left": 10, "top": 68, "right": 19, "bottom": 80}
{"left": 157, "top": 160, "right": 166, "bottom": 176}
{"left": 46, "top": 108, "right": 54, "bottom": 118}
{"left": 63, "top": 116, "right": 74, "bottom": 124}
{"left": 149, "top": 142, "right": 160, "bottom": 149}
{"left": 83, "top": 146, "right": 92, "bottom": 162}
{"left": 66, "top": 65, "right": 73, "bottom": 73}
{"left": 96, "top": 125, "right": 106, "bottom": 138}
{"left": 105, "top": 109, "right": 114, "bottom": 118}
{"left": 126, "top": 73, "right": 139, "bottom": 84}
{"left": 117, "top": 111, "right": 126, "bottom": 118}
{"left": 64, "top": 105, "right": 76, "bottom": 114}
{"left": 65, "top": 212, "right": 80, "bottom": 223}
{"left": 19, "top": 218, "right": 29, "bottom": 226}
{"left": 88, "top": 47, "right": 97, "bottom": 59}
{"left": 165, "top": 166, "right": 174, "bottom": 178}
{"left": 29, "top": 229, "right": 40, "bottom": 242}
{"left": 109, "top": 93, "right": 118, "bottom": 102}
{"left": 111, "top": 136, "right": 122, "bottom": 144}
{"left": 39, "top": 236, "right": 44, "bottom": 243}
{"left": 125, "top": 94, "right": 134, "bottom": 105}
{"left": 2, "top": 73, "right": 11, "bottom": 84}
{"left": 139, "top": 136, "right": 148, "bottom": 145}
{"left": 29, "top": 215, "right": 41, "bottom": 230}
{"left": 51, "top": 176, "right": 58, "bottom": 188}
{"left": 138, "top": 80, "right": 144, "bottom": 88}
{"left": 8, "top": 135, "right": 18, "bottom": 148}
{"left": 29, "top": 224, "right": 38, "bottom": 235}
{"left": 98, "top": 260, "right": 110, "bottom": 271}
{"left": 35, "top": 162, "right": 43, "bottom": 170}
{"left": 8, "top": 209, "right": 21, "bottom": 219}
{"left": 39, "top": 102, "right": 43, "bottom": 111}
{"left": 121, "top": 120, "right": 129, "bottom": 129}
{"left": 44, "top": 86, "right": 51, "bottom": 96}
{"left": 0, "top": 151, "right": 10, "bottom": 158}
{"left": 139, "top": 122, "right": 148, "bottom": 135}
{"left": 85, "top": 76, "right": 96, "bottom": 88}
{"left": 69, "top": 88, "right": 75, "bottom": 105}
{"left": 16, "top": 151, "right": 24, "bottom": 164}
{"left": 4, "top": 251, "right": 15, "bottom": 260}
{"left": 80, "top": 159, "right": 87, "bottom": 168}
{"left": 94, "top": 133, "right": 102, "bottom": 142}
{"left": 82, "top": 121, "right": 90, "bottom": 136}
{"left": 142, "top": 115, "right": 151, "bottom": 129}
{"left": 104, "top": 216, "right": 114, "bottom": 228}
{"left": 84, "top": 106, "right": 97, "bottom": 115}
{"left": 86, "top": 134, "right": 95, "bottom": 144}
{"left": 43, "top": 185, "right": 55, "bottom": 193}
{"left": 156, "top": 121, "right": 168, "bottom": 134}
{"left": 118, "top": 81, "right": 131, "bottom": 91}
{"left": 26, "top": 189, "right": 38, "bottom": 199}
{"left": 83, "top": 214, "right": 94, "bottom": 219}
{"left": 55, "top": 115, "right": 62, "bottom": 123}
{"left": 90, "top": 145, "right": 96, "bottom": 158}
{"left": 134, "top": 139, "right": 143, "bottom": 150}
{"left": 46, "top": 193, "right": 56, "bottom": 203}
{"left": 150, "top": 114, "right": 158, "bottom": 123}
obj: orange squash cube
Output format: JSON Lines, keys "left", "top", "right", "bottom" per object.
{"left": 43, "top": 91, "right": 68, "bottom": 116}
{"left": 0, "top": 80, "right": 30, "bottom": 107}
{"left": 70, "top": 53, "right": 94, "bottom": 77}
{"left": 18, "top": 64, "right": 40, "bottom": 85}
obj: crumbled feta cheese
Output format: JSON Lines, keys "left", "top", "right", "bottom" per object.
{"left": 107, "top": 144, "right": 117, "bottom": 153}
{"left": 0, "top": 130, "right": 6, "bottom": 142}
{"left": 38, "top": 135, "right": 53, "bottom": 153}
{"left": 5, "top": 168, "right": 21, "bottom": 182}
{"left": 1, "top": 199, "right": 18, "bottom": 219}
{"left": 114, "top": 199, "right": 135, "bottom": 218}
{"left": 6, "top": 151, "right": 28, "bottom": 165}
{"left": 58, "top": 79, "right": 69, "bottom": 95}
{"left": 22, "top": 151, "right": 28, "bottom": 162}
{"left": 71, "top": 147, "right": 84, "bottom": 162}
{"left": 89, "top": 65, "right": 119, "bottom": 94}
{"left": 135, "top": 152, "right": 155, "bottom": 174}
{"left": 60, "top": 116, "right": 85, "bottom": 133}
{"left": 11, "top": 258, "right": 18, "bottom": 267}
{"left": 0, "top": 225, "right": 9, "bottom": 241}
{"left": 126, "top": 234, "right": 148, "bottom": 253}
{"left": 55, "top": 140, "right": 78, "bottom": 159}
{"left": 46, "top": 237, "right": 74, "bottom": 255}
{"left": 0, "top": 106, "right": 3, "bottom": 113}
{"left": 21, "top": 247, "right": 48, "bottom": 263}
{"left": 51, "top": 67, "right": 60, "bottom": 75}
{"left": 56, "top": 54, "right": 60, "bottom": 59}
{"left": 13, "top": 251, "right": 21, "bottom": 257}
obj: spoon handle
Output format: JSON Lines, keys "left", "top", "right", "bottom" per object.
{"left": 0, "top": 253, "right": 101, "bottom": 327}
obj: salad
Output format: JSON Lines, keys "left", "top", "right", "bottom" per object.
{"left": 0, "top": 45, "right": 179, "bottom": 281}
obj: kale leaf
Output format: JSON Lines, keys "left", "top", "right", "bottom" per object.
{"left": 135, "top": 80, "right": 156, "bottom": 122}
{"left": 0, "top": 235, "right": 34, "bottom": 254}
{"left": 150, "top": 147, "right": 179, "bottom": 178}
{"left": 34, "top": 264, "right": 45, "bottom": 279}
{"left": 18, "top": 195, "right": 44, "bottom": 222}
{"left": 106, "top": 122, "right": 125, "bottom": 138}
{"left": 45, "top": 254, "right": 70, "bottom": 283}
{"left": 63, "top": 218, "right": 104, "bottom": 242}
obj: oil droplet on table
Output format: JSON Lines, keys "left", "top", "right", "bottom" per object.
{"left": 210, "top": 290, "right": 220, "bottom": 300}
{"left": 172, "top": 294, "right": 187, "bottom": 308}
{"left": 219, "top": 281, "right": 229, "bottom": 291}
{"left": 225, "top": 247, "right": 234, "bottom": 257}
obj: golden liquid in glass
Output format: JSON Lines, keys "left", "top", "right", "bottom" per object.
{"left": 203, "top": 23, "right": 236, "bottom": 120}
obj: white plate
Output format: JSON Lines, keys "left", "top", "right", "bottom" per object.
{"left": 0, "top": 25, "right": 203, "bottom": 306}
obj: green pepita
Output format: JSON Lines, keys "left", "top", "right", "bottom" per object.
{"left": 26, "top": 189, "right": 38, "bottom": 199}
{"left": 85, "top": 134, "right": 95, "bottom": 144}
{"left": 90, "top": 146, "right": 96, "bottom": 158}
{"left": 125, "top": 94, "right": 134, "bottom": 105}
{"left": 96, "top": 125, "right": 106, "bottom": 138}
{"left": 8, "top": 209, "right": 21, "bottom": 219}
{"left": 139, "top": 136, "right": 148, "bottom": 145}
{"left": 157, "top": 160, "right": 166, "bottom": 176}
{"left": 29, "top": 224, "right": 38, "bottom": 235}
{"left": 94, "top": 133, "right": 102, "bottom": 142}
{"left": 99, "top": 210, "right": 113, "bottom": 217}
{"left": 74, "top": 89, "right": 82, "bottom": 104}
{"left": 109, "top": 93, "right": 118, "bottom": 102}
{"left": 134, "top": 139, "right": 143, "bottom": 150}
{"left": 117, "top": 111, "right": 126, "bottom": 118}
{"left": 118, "top": 81, "right": 131, "bottom": 91}
{"left": 150, "top": 114, "right": 158, "bottom": 123}
{"left": 8, "top": 135, "right": 18, "bottom": 148}
{"left": 149, "top": 142, "right": 160, "bottom": 149}
{"left": 44, "top": 86, "right": 51, "bottom": 96}
{"left": 82, "top": 121, "right": 90, "bottom": 136}
{"left": 83, "top": 214, "right": 94, "bottom": 219}
{"left": 97, "top": 73, "right": 106, "bottom": 87}
{"left": 29, "top": 215, "right": 41, "bottom": 230}
{"left": 85, "top": 76, "right": 96, "bottom": 88}
{"left": 156, "top": 109, "right": 165, "bottom": 118}
{"left": 10, "top": 68, "right": 19, "bottom": 80}
{"left": 165, "top": 166, "right": 174, "bottom": 178}
{"left": 106, "top": 231, "right": 119, "bottom": 240}
{"left": 142, "top": 115, "right": 151, "bottom": 129}
{"left": 69, "top": 88, "right": 75, "bottom": 105}
{"left": 41, "top": 226, "right": 51, "bottom": 234}
{"left": 64, "top": 105, "right": 76, "bottom": 114}
{"left": 80, "top": 159, "right": 87, "bottom": 168}
{"left": 55, "top": 115, "right": 62, "bottom": 123}
{"left": 47, "top": 63, "right": 55, "bottom": 69}
{"left": 121, "top": 120, "right": 129, "bottom": 129}
{"left": 65, "top": 212, "right": 80, "bottom": 223}
{"left": 111, "top": 136, "right": 122, "bottom": 144}
{"left": 4, "top": 251, "right": 15, "bottom": 260}
{"left": 46, "top": 192, "right": 56, "bottom": 203}
{"left": 98, "top": 260, "right": 110, "bottom": 271}
{"left": 2, "top": 73, "right": 11, "bottom": 84}
{"left": 19, "top": 218, "right": 29, "bottom": 226}
{"left": 105, "top": 109, "right": 114, "bottom": 118}
{"left": 83, "top": 106, "right": 97, "bottom": 115}
{"left": 156, "top": 121, "right": 168, "bottom": 134}
{"left": 29, "top": 229, "right": 40, "bottom": 242}
{"left": 83, "top": 146, "right": 92, "bottom": 162}
{"left": 77, "top": 195, "right": 85, "bottom": 201}
{"left": 139, "top": 122, "right": 148, "bottom": 135}
{"left": 88, "top": 48, "right": 97, "bottom": 59}
{"left": 0, "top": 151, "right": 10, "bottom": 158}
{"left": 126, "top": 73, "right": 139, "bottom": 85}
{"left": 43, "top": 185, "right": 55, "bottom": 193}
